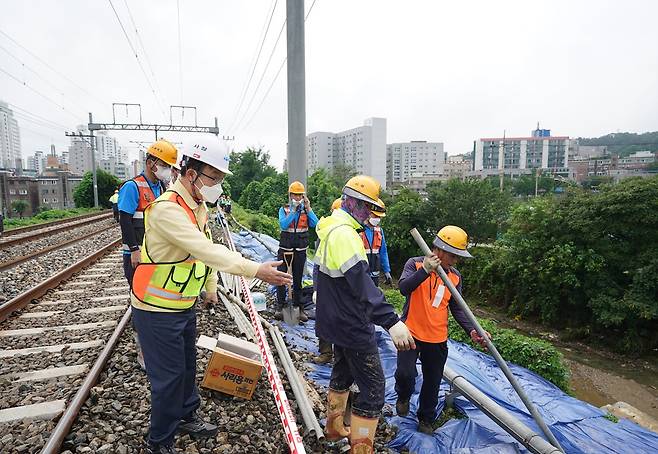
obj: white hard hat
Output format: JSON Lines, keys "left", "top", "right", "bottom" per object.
{"left": 181, "top": 136, "right": 233, "bottom": 176}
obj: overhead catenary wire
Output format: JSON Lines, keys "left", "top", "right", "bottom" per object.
{"left": 238, "top": 0, "right": 318, "bottom": 133}
{"left": 9, "top": 103, "right": 72, "bottom": 130}
{"left": 227, "top": 0, "right": 280, "bottom": 134}
{"left": 0, "top": 66, "right": 84, "bottom": 121}
{"left": 107, "top": 0, "right": 167, "bottom": 120}
{"left": 0, "top": 28, "right": 107, "bottom": 107}
{"left": 176, "top": 0, "right": 183, "bottom": 104}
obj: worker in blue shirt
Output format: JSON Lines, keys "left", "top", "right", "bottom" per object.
{"left": 275, "top": 181, "right": 318, "bottom": 322}
{"left": 359, "top": 200, "right": 392, "bottom": 286}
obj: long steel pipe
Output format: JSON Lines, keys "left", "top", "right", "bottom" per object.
{"left": 410, "top": 228, "right": 564, "bottom": 452}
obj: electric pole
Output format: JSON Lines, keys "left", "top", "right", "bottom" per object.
{"left": 286, "top": 0, "right": 307, "bottom": 187}
{"left": 89, "top": 112, "right": 98, "bottom": 207}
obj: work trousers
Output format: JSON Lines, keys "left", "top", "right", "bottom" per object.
{"left": 132, "top": 307, "right": 200, "bottom": 445}
{"left": 276, "top": 248, "right": 306, "bottom": 308}
{"left": 330, "top": 345, "right": 385, "bottom": 418}
{"left": 394, "top": 338, "right": 448, "bottom": 423}
{"left": 112, "top": 204, "right": 119, "bottom": 222}
{"left": 318, "top": 337, "right": 333, "bottom": 355}
{"left": 122, "top": 254, "right": 134, "bottom": 288}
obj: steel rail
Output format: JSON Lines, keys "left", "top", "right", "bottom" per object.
{"left": 0, "top": 237, "right": 121, "bottom": 322}
{"left": 0, "top": 225, "right": 114, "bottom": 272}
{"left": 410, "top": 228, "right": 564, "bottom": 452}
{"left": 41, "top": 307, "right": 132, "bottom": 454}
{"left": 2, "top": 210, "right": 110, "bottom": 237}
{"left": 0, "top": 212, "right": 114, "bottom": 249}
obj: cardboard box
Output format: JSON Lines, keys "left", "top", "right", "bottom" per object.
{"left": 197, "top": 334, "right": 263, "bottom": 400}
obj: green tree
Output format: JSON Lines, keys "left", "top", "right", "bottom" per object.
{"left": 73, "top": 170, "right": 121, "bottom": 208}
{"left": 511, "top": 173, "right": 556, "bottom": 196}
{"left": 307, "top": 168, "right": 342, "bottom": 220}
{"left": 426, "top": 178, "right": 511, "bottom": 244}
{"left": 11, "top": 200, "right": 28, "bottom": 218}
{"left": 330, "top": 164, "right": 357, "bottom": 188}
{"left": 225, "top": 147, "right": 277, "bottom": 201}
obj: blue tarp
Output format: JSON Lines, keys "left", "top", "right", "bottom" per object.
{"left": 232, "top": 229, "right": 658, "bottom": 453}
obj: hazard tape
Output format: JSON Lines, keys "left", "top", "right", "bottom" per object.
{"left": 219, "top": 214, "right": 306, "bottom": 454}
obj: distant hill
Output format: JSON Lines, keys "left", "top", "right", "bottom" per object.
{"left": 577, "top": 131, "right": 658, "bottom": 157}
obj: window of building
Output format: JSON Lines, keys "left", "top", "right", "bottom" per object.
{"left": 43, "top": 198, "right": 48, "bottom": 203}
{"left": 19, "top": 189, "right": 27, "bottom": 195}
{"left": 9, "top": 189, "right": 16, "bottom": 195}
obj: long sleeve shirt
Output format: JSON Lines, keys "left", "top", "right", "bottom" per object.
{"left": 361, "top": 226, "right": 391, "bottom": 274}
{"left": 278, "top": 203, "right": 319, "bottom": 230}
{"left": 398, "top": 256, "right": 475, "bottom": 337}
{"left": 130, "top": 179, "right": 260, "bottom": 312}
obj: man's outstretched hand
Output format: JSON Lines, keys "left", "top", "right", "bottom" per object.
{"left": 256, "top": 260, "right": 293, "bottom": 286}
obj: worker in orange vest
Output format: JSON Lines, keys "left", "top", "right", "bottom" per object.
{"left": 394, "top": 226, "right": 491, "bottom": 434}
{"left": 359, "top": 198, "right": 392, "bottom": 286}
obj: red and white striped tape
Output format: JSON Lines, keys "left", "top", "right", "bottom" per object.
{"left": 220, "top": 216, "right": 306, "bottom": 453}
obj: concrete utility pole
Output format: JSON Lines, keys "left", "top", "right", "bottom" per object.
{"left": 286, "top": 0, "right": 307, "bottom": 187}
{"left": 89, "top": 113, "right": 99, "bottom": 207}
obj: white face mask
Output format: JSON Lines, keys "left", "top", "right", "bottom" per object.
{"left": 154, "top": 165, "right": 172, "bottom": 184}
{"left": 198, "top": 181, "right": 223, "bottom": 203}
{"left": 291, "top": 199, "right": 301, "bottom": 208}
{"left": 369, "top": 217, "right": 381, "bottom": 226}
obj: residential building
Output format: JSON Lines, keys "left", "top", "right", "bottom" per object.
{"left": 0, "top": 172, "right": 39, "bottom": 217}
{"left": 96, "top": 130, "right": 127, "bottom": 163}
{"left": 386, "top": 141, "right": 445, "bottom": 188}
{"left": 27, "top": 150, "right": 47, "bottom": 175}
{"left": 306, "top": 117, "right": 387, "bottom": 189}
{"left": 68, "top": 125, "right": 93, "bottom": 175}
{"left": 0, "top": 101, "right": 22, "bottom": 170}
{"left": 37, "top": 169, "right": 83, "bottom": 210}
{"left": 444, "top": 153, "right": 474, "bottom": 180}
{"left": 617, "top": 150, "right": 656, "bottom": 170}
{"left": 474, "top": 127, "right": 570, "bottom": 178}
{"left": 100, "top": 157, "right": 128, "bottom": 181}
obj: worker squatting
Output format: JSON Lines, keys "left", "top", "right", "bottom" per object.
{"left": 117, "top": 137, "right": 490, "bottom": 454}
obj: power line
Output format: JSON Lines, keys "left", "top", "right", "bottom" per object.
{"left": 0, "top": 66, "right": 84, "bottom": 120}
{"left": 240, "top": 0, "right": 318, "bottom": 132}
{"left": 0, "top": 44, "right": 89, "bottom": 115}
{"left": 0, "top": 28, "right": 107, "bottom": 107}
{"left": 9, "top": 103, "right": 71, "bottom": 130}
{"left": 122, "top": 0, "right": 168, "bottom": 108}
{"left": 107, "top": 0, "right": 167, "bottom": 120}
{"left": 177, "top": 0, "right": 183, "bottom": 104}
{"left": 227, "top": 0, "right": 279, "bottom": 133}
{"left": 13, "top": 110, "right": 70, "bottom": 132}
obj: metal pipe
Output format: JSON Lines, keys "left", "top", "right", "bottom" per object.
{"left": 410, "top": 228, "right": 564, "bottom": 453}
{"left": 41, "top": 307, "right": 133, "bottom": 453}
{"left": 217, "top": 284, "right": 273, "bottom": 331}
{"left": 270, "top": 325, "right": 324, "bottom": 441}
{"left": 444, "top": 366, "right": 562, "bottom": 454}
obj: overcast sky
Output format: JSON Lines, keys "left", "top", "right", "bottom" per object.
{"left": 2, "top": 0, "right": 657, "bottom": 170}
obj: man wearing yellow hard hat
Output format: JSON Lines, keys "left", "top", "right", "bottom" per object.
{"left": 394, "top": 225, "right": 490, "bottom": 434}
{"left": 315, "top": 175, "right": 415, "bottom": 453}
{"left": 359, "top": 198, "right": 393, "bottom": 286}
{"left": 275, "top": 180, "right": 318, "bottom": 321}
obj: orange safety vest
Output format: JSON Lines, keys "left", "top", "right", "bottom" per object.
{"left": 404, "top": 262, "right": 461, "bottom": 343}
{"left": 360, "top": 226, "right": 382, "bottom": 254}
{"left": 122, "top": 174, "right": 161, "bottom": 252}
{"left": 131, "top": 191, "right": 211, "bottom": 311}
{"left": 279, "top": 205, "right": 310, "bottom": 250}
{"left": 282, "top": 206, "right": 309, "bottom": 232}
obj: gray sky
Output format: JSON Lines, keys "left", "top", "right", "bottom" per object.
{"left": 2, "top": 0, "right": 657, "bottom": 170}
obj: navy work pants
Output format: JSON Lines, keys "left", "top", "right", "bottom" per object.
{"left": 276, "top": 248, "right": 306, "bottom": 308}
{"left": 329, "top": 345, "right": 385, "bottom": 418}
{"left": 132, "top": 307, "right": 200, "bottom": 446}
{"left": 394, "top": 338, "right": 448, "bottom": 423}
{"left": 122, "top": 254, "right": 134, "bottom": 288}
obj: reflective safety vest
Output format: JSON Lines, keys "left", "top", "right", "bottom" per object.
{"left": 279, "top": 205, "right": 309, "bottom": 250}
{"left": 360, "top": 227, "right": 382, "bottom": 274}
{"left": 122, "top": 174, "right": 162, "bottom": 252}
{"left": 131, "top": 191, "right": 212, "bottom": 311}
{"left": 404, "top": 262, "right": 461, "bottom": 343}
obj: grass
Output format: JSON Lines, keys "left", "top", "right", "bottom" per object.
{"left": 4, "top": 207, "right": 102, "bottom": 230}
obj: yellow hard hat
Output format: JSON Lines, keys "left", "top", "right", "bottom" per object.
{"left": 289, "top": 181, "right": 305, "bottom": 194}
{"left": 342, "top": 175, "right": 381, "bottom": 206}
{"left": 331, "top": 198, "right": 342, "bottom": 211}
{"left": 147, "top": 140, "right": 178, "bottom": 167}
{"left": 433, "top": 225, "right": 472, "bottom": 258}
{"left": 371, "top": 198, "right": 386, "bottom": 217}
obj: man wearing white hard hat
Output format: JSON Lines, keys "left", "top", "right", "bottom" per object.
{"left": 130, "top": 136, "right": 292, "bottom": 454}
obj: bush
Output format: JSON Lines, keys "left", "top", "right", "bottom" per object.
{"left": 448, "top": 316, "right": 571, "bottom": 392}
{"left": 231, "top": 203, "right": 280, "bottom": 239}
{"left": 383, "top": 288, "right": 406, "bottom": 313}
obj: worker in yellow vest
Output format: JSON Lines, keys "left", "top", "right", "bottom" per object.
{"left": 131, "top": 136, "right": 291, "bottom": 454}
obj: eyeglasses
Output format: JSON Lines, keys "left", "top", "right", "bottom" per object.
{"left": 200, "top": 171, "right": 224, "bottom": 185}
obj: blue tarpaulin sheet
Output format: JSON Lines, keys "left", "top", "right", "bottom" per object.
{"left": 232, "top": 229, "right": 658, "bottom": 453}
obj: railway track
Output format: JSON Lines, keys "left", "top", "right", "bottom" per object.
{"left": 0, "top": 240, "right": 129, "bottom": 453}
{"left": 0, "top": 212, "right": 114, "bottom": 250}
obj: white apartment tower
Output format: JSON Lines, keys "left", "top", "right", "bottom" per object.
{"left": 0, "top": 101, "right": 22, "bottom": 169}
{"left": 68, "top": 125, "right": 93, "bottom": 175}
{"left": 306, "top": 117, "right": 387, "bottom": 189}
{"left": 386, "top": 141, "right": 445, "bottom": 186}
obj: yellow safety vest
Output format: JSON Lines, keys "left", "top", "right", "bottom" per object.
{"left": 131, "top": 191, "right": 212, "bottom": 311}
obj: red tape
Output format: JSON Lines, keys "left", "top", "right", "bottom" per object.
{"left": 221, "top": 218, "right": 306, "bottom": 453}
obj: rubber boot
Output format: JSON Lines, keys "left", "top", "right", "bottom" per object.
{"left": 325, "top": 390, "right": 351, "bottom": 441}
{"left": 349, "top": 414, "right": 378, "bottom": 454}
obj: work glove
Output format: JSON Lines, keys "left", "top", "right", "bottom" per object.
{"left": 312, "top": 291, "right": 317, "bottom": 304}
{"left": 389, "top": 321, "right": 416, "bottom": 351}
{"left": 422, "top": 254, "right": 440, "bottom": 273}
{"left": 470, "top": 329, "right": 492, "bottom": 350}
{"left": 384, "top": 272, "right": 392, "bottom": 285}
